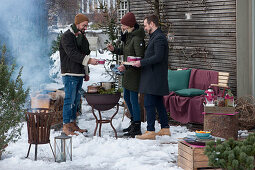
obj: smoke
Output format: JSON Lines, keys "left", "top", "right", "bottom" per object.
{"left": 0, "top": 0, "right": 49, "bottom": 91}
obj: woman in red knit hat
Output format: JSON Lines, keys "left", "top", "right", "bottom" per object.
{"left": 107, "top": 12, "right": 145, "bottom": 137}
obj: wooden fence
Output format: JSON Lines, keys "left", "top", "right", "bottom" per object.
{"left": 129, "top": 0, "right": 237, "bottom": 94}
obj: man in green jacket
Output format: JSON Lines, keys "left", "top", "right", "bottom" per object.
{"left": 107, "top": 12, "right": 145, "bottom": 137}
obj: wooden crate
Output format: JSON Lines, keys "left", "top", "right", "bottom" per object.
{"left": 178, "top": 141, "right": 221, "bottom": 170}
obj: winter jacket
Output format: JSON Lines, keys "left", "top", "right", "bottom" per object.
{"left": 113, "top": 24, "right": 145, "bottom": 92}
{"left": 139, "top": 28, "right": 169, "bottom": 96}
{"left": 59, "top": 26, "right": 90, "bottom": 77}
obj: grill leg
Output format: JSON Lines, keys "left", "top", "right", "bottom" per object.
{"left": 35, "top": 144, "right": 38, "bottom": 161}
{"left": 25, "top": 144, "right": 32, "bottom": 158}
{"left": 98, "top": 111, "right": 102, "bottom": 137}
{"left": 49, "top": 143, "right": 56, "bottom": 161}
{"left": 91, "top": 106, "right": 99, "bottom": 136}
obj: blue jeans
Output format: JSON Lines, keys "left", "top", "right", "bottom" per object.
{"left": 144, "top": 94, "right": 169, "bottom": 131}
{"left": 62, "top": 76, "right": 83, "bottom": 124}
{"left": 124, "top": 88, "right": 141, "bottom": 122}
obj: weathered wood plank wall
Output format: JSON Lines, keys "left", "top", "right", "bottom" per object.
{"left": 129, "top": 0, "right": 237, "bottom": 94}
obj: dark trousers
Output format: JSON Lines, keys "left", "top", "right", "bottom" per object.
{"left": 124, "top": 88, "right": 141, "bottom": 122}
{"left": 144, "top": 94, "right": 169, "bottom": 131}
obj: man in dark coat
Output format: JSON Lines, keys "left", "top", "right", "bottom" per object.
{"left": 59, "top": 13, "right": 98, "bottom": 136}
{"left": 132, "top": 15, "right": 171, "bottom": 140}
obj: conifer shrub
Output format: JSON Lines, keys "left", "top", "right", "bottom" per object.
{"left": 204, "top": 133, "right": 255, "bottom": 170}
{"left": 51, "top": 31, "right": 63, "bottom": 55}
{"left": 0, "top": 45, "right": 29, "bottom": 158}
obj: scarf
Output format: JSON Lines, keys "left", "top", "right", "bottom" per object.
{"left": 120, "top": 23, "right": 139, "bottom": 42}
{"left": 71, "top": 24, "right": 91, "bottom": 55}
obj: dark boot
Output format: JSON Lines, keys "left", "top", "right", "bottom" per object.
{"left": 124, "top": 121, "right": 142, "bottom": 138}
{"left": 123, "top": 119, "right": 134, "bottom": 132}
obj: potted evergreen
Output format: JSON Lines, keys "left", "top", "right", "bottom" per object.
{"left": 204, "top": 133, "right": 255, "bottom": 170}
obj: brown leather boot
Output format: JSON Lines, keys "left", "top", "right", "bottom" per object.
{"left": 136, "top": 131, "right": 156, "bottom": 140}
{"left": 63, "top": 123, "right": 78, "bottom": 136}
{"left": 70, "top": 121, "right": 88, "bottom": 133}
{"left": 156, "top": 128, "right": 171, "bottom": 136}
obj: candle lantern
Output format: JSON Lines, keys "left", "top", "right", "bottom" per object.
{"left": 54, "top": 132, "right": 72, "bottom": 162}
{"left": 205, "top": 86, "right": 215, "bottom": 106}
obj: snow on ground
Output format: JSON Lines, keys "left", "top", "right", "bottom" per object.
{"left": 0, "top": 109, "right": 191, "bottom": 170}
{"left": 0, "top": 116, "right": 191, "bottom": 170}
{"left": 0, "top": 50, "right": 192, "bottom": 170}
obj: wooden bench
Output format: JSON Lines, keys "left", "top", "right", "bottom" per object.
{"left": 211, "top": 72, "right": 229, "bottom": 88}
{"left": 164, "top": 69, "right": 230, "bottom": 124}
{"left": 176, "top": 69, "right": 230, "bottom": 89}
{"left": 211, "top": 72, "right": 230, "bottom": 96}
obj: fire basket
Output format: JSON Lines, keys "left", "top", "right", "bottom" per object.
{"left": 25, "top": 108, "right": 55, "bottom": 161}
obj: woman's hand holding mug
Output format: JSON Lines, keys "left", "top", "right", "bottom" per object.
{"left": 117, "top": 65, "right": 126, "bottom": 72}
{"left": 88, "top": 58, "right": 99, "bottom": 65}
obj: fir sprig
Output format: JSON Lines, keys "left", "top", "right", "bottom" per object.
{"left": 205, "top": 133, "right": 255, "bottom": 170}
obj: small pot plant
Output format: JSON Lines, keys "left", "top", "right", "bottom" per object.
{"left": 98, "top": 87, "right": 122, "bottom": 94}
{"left": 204, "top": 133, "right": 255, "bottom": 170}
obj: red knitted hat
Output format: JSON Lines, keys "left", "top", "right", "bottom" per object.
{"left": 121, "top": 12, "right": 136, "bottom": 27}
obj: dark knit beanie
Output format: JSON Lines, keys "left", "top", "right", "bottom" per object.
{"left": 121, "top": 12, "right": 136, "bottom": 27}
{"left": 75, "top": 13, "right": 89, "bottom": 25}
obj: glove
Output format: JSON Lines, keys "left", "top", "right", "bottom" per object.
{"left": 111, "top": 64, "right": 124, "bottom": 75}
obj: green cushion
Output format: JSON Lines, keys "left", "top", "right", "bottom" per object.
{"left": 168, "top": 69, "right": 191, "bottom": 91}
{"left": 175, "top": 88, "right": 205, "bottom": 97}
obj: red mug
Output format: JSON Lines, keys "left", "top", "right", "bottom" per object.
{"left": 98, "top": 59, "right": 105, "bottom": 64}
{"left": 127, "top": 56, "right": 136, "bottom": 62}
{"left": 135, "top": 57, "right": 142, "bottom": 61}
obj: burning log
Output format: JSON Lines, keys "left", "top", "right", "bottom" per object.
{"left": 31, "top": 90, "right": 65, "bottom": 126}
{"left": 31, "top": 94, "right": 50, "bottom": 109}
{"left": 30, "top": 89, "right": 82, "bottom": 127}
